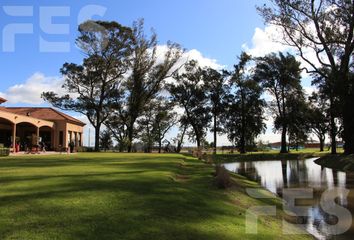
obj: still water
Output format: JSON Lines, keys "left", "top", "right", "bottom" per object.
{"left": 223, "top": 158, "right": 354, "bottom": 240}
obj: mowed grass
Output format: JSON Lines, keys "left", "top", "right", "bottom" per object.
{"left": 0, "top": 153, "right": 310, "bottom": 240}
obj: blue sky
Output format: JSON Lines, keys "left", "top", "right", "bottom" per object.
{"left": 2, "top": 0, "right": 304, "bottom": 146}
{"left": 0, "top": 0, "right": 265, "bottom": 89}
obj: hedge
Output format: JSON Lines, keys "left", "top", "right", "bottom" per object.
{"left": 0, "top": 148, "right": 10, "bottom": 157}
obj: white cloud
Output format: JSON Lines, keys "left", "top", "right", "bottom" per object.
{"left": 155, "top": 45, "right": 223, "bottom": 70}
{"left": 0, "top": 72, "right": 65, "bottom": 105}
{"left": 242, "top": 25, "right": 290, "bottom": 57}
{"left": 243, "top": 24, "right": 329, "bottom": 77}
{"left": 155, "top": 46, "right": 224, "bottom": 86}
{"left": 181, "top": 49, "right": 223, "bottom": 69}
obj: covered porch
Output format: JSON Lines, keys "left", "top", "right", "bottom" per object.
{"left": 0, "top": 109, "right": 55, "bottom": 153}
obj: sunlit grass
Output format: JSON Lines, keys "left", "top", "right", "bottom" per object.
{"left": 0, "top": 153, "right": 312, "bottom": 239}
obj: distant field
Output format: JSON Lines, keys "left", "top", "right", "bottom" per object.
{"left": 0, "top": 153, "right": 310, "bottom": 240}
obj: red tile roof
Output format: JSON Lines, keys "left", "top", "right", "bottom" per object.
{"left": 2, "top": 107, "right": 86, "bottom": 126}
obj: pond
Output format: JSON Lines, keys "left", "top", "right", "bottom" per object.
{"left": 223, "top": 158, "right": 354, "bottom": 240}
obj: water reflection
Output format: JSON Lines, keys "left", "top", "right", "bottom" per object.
{"left": 223, "top": 158, "right": 354, "bottom": 240}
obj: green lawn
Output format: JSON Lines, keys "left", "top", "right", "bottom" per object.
{"left": 0, "top": 153, "right": 310, "bottom": 240}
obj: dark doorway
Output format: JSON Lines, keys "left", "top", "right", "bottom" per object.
{"left": 16, "top": 122, "right": 36, "bottom": 151}
{"left": 0, "top": 117, "right": 12, "bottom": 147}
{"left": 39, "top": 126, "right": 52, "bottom": 150}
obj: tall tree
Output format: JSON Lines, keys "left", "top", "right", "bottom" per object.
{"left": 258, "top": 0, "right": 354, "bottom": 154}
{"left": 254, "top": 52, "right": 303, "bottom": 153}
{"left": 100, "top": 129, "right": 113, "bottom": 151}
{"left": 312, "top": 69, "right": 342, "bottom": 153}
{"left": 42, "top": 21, "right": 133, "bottom": 151}
{"left": 172, "top": 119, "right": 188, "bottom": 153}
{"left": 105, "top": 100, "right": 130, "bottom": 152}
{"left": 203, "top": 68, "right": 228, "bottom": 154}
{"left": 224, "top": 53, "right": 266, "bottom": 154}
{"left": 137, "top": 101, "right": 156, "bottom": 153}
{"left": 169, "top": 60, "right": 211, "bottom": 149}
{"left": 308, "top": 93, "right": 330, "bottom": 152}
{"left": 286, "top": 95, "right": 310, "bottom": 151}
{"left": 124, "top": 20, "right": 183, "bottom": 152}
{"left": 152, "top": 100, "right": 177, "bottom": 153}
{"left": 136, "top": 98, "right": 176, "bottom": 153}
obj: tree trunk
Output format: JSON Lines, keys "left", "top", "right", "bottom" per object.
{"left": 158, "top": 139, "right": 162, "bottom": 153}
{"left": 119, "top": 144, "right": 124, "bottom": 152}
{"left": 213, "top": 114, "right": 217, "bottom": 154}
{"left": 342, "top": 93, "right": 354, "bottom": 154}
{"left": 239, "top": 138, "right": 246, "bottom": 154}
{"left": 94, "top": 125, "right": 100, "bottom": 152}
{"left": 191, "top": 123, "right": 201, "bottom": 149}
{"left": 196, "top": 136, "right": 201, "bottom": 149}
{"left": 176, "top": 142, "right": 182, "bottom": 153}
{"left": 127, "top": 131, "right": 133, "bottom": 152}
{"left": 127, "top": 118, "right": 135, "bottom": 153}
{"left": 319, "top": 137, "right": 324, "bottom": 152}
{"left": 280, "top": 125, "right": 288, "bottom": 153}
{"left": 176, "top": 125, "right": 187, "bottom": 153}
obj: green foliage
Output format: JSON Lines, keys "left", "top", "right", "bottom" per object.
{"left": 307, "top": 93, "right": 331, "bottom": 151}
{"left": 109, "top": 20, "right": 183, "bottom": 152}
{"left": 42, "top": 20, "right": 133, "bottom": 151}
{"left": 311, "top": 69, "right": 343, "bottom": 154}
{"left": 224, "top": 52, "right": 266, "bottom": 153}
{"left": 286, "top": 95, "right": 311, "bottom": 149}
{"left": 169, "top": 60, "right": 212, "bottom": 148}
{"left": 136, "top": 98, "right": 176, "bottom": 153}
{"left": 254, "top": 52, "right": 304, "bottom": 153}
{"left": 258, "top": 0, "right": 354, "bottom": 154}
{"left": 203, "top": 67, "right": 229, "bottom": 153}
{"left": 0, "top": 148, "right": 10, "bottom": 157}
{"left": 100, "top": 130, "right": 113, "bottom": 151}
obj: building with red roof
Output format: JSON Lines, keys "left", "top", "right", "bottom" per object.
{"left": 0, "top": 98, "right": 85, "bottom": 152}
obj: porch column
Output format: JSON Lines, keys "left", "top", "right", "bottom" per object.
{"left": 12, "top": 123, "right": 16, "bottom": 153}
{"left": 36, "top": 127, "right": 40, "bottom": 145}
{"left": 74, "top": 132, "right": 78, "bottom": 147}
{"left": 80, "top": 133, "right": 83, "bottom": 147}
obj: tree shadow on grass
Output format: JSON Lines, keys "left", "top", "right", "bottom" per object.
{"left": 0, "top": 175, "right": 243, "bottom": 239}
{"left": 0, "top": 155, "right": 291, "bottom": 240}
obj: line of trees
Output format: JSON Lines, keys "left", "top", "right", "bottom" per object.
{"left": 257, "top": 0, "right": 354, "bottom": 154}
{"left": 43, "top": 0, "right": 354, "bottom": 155}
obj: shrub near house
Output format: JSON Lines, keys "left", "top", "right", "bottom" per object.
{"left": 0, "top": 145, "right": 10, "bottom": 156}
